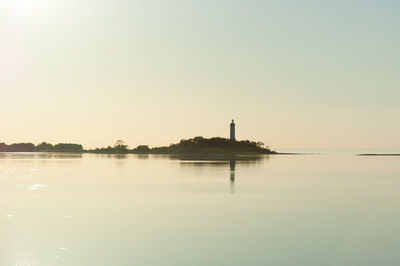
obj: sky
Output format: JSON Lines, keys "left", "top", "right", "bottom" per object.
{"left": 1, "top": 0, "right": 399, "bottom": 150}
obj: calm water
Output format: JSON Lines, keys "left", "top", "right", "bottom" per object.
{"left": 1, "top": 153, "right": 399, "bottom": 266}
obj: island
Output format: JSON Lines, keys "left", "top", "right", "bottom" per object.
{"left": 88, "top": 137, "right": 276, "bottom": 157}
{"left": 0, "top": 120, "right": 280, "bottom": 157}
{"left": 88, "top": 120, "right": 276, "bottom": 157}
{"left": 0, "top": 137, "right": 276, "bottom": 157}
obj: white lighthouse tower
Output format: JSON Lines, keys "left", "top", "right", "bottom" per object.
{"left": 230, "top": 119, "right": 236, "bottom": 140}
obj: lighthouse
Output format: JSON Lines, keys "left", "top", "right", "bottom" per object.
{"left": 230, "top": 119, "right": 236, "bottom": 140}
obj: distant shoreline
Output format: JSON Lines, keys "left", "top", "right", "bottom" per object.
{"left": 1, "top": 137, "right": 278, "bottom": 156}
{"left": 359, "top": 154, "right": 400, "bottom": 156}
{"left": 4, "top": 151, "right": 399, "bottom": 157}
{"left": 0, "top": 151, "right": 308, "bottom": 156}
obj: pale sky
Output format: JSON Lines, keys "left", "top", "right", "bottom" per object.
{"left": 1, "top": 0, "right": 399, "bottom": 150}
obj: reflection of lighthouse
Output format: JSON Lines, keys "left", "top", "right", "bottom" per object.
{"left": 230, "top": 120, "right": 236, "bottom": 140}
{"left": 230, "top": 160, "right": 235, "bottom": 182}
{"left": 230, "top": 160, "right": 236, "bottom": 194}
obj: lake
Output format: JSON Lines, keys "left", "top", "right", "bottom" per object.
{"left": 1, "top": 152, "right": 399, "bottom": 266}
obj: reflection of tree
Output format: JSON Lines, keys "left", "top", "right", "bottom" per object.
{"left": 137, "top": 154, "right": 150, "bottom": 159}
{"left": 112, "top": 154, "right": 128, "bottom": 159}
{"left": 178, "top": 156, "right": 269, "bottom": 194}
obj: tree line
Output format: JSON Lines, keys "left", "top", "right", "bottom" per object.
{"left": 0, "top": 142, "right": 83, "bottom": 152}
{"left": 87, "top": 137, "right": 274, "bottom": 155}
{"left": 0, "top": 137, "right": 275, "bottom": 155}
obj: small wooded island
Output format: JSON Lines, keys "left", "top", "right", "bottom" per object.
{"left": 0, "top": 120, "right": 276, "bottom": 156}
{"left": 0, "top": 137, "right": 275, "bottom": 155}
{"left": 90, "top": 137, "right": 276, "bottom": 155}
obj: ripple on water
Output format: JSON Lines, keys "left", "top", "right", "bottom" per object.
{"left": 28, "top": 184, "right": 46, "bottom": 191}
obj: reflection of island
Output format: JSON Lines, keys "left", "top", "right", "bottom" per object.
{"left": 0, "top": 152, "right": 82, "bottom": 160}
{"left": 179, "top": 156, "right": 265, "bottom": 193}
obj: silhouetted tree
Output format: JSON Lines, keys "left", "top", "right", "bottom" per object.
{"left": 35, "top": 142, "right": 54, "bottom": 151}
{"left": 113, "top": 140, "right": 128, "bottom": 152}
{"left": 53, "top": 143, "right": 83, "bottom": 152}
{"left": 9, "top": 143, "right": 35, "bottom": 152}
{"left": 132, "top": 145, "right": 150, "bottom": 154}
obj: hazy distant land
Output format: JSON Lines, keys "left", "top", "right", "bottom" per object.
{"left": 359, "top": 154, "right": 400, "bottom": 156}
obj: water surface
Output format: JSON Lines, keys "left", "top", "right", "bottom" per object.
{"left": 1, "top": 153, "right": 399, "bottom": 266}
